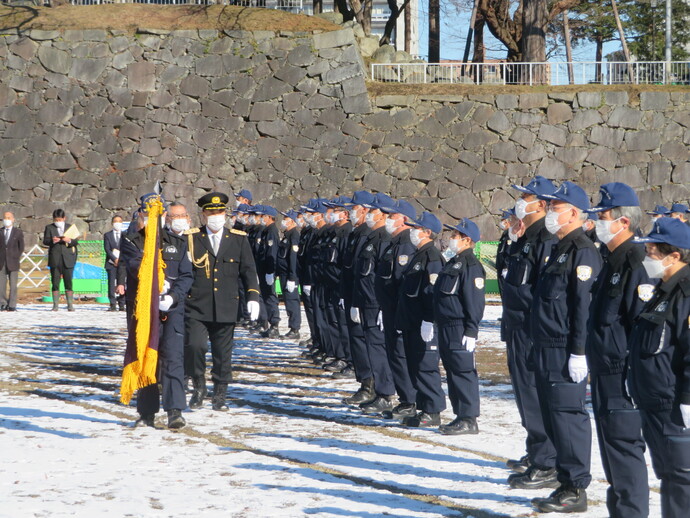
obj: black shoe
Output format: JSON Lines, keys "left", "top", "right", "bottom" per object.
{"left": 439, "top": 417, "right": 479, "bottom": 435}
{"left": 118, "top": 305, "right": 126, "bottom": 311}
{"left": 188, "top": 377, "right": 208, "bottom": 409}
{"left": 403, "top": 411, "right": 441, "bottom": 427}
{"left": 532, "top": 485, "right": 587, "bottom": 513}
{"left": 260, "top": 325, "right": 280, "bottom": 339}
{"left": 108, "top": 305, "right": 117, "bottom": 312}
{"left": 323, "top": 359, "right": 348, "bottom": 372}
{"left": 0, "top": 305, "right": 5, "bottom": 311}
{"left": 299, "top": 337, "right": 313, "bottom": 348}
{"left": 283, "top": 328, "right": 300, "bottom": 340}
{"left": 134, "top": 413, "right": 155, "bottom": 428}
{"left": 313, "top": 354, "right": 332, "bottom": 367}
{"left": 342, "top": 379, "right": 375, "bottom": 406}
{"left": 361, "top": 396, "right": 395, "bottom": 415}
{"left": 383, "top": 402, "right": 417, "bottom": 419}
{"left": 509, "top": 466, "right": 560, "bottom": 490}
{"left": 331, "top": 366, "right": 356, "bottom": 379}
{"left": 211, "top": 384, "right": 229, "bottom": 411}
{"left": 167, "top": 409, "right": 186, "bottom": 429}
{"left": 6, "top": 307, "right": 16, "bottom": 311}
{"left": 507, "top": 454, "right": 531, "bottom": 474}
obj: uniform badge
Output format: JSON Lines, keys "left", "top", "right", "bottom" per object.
{"left": 366, "top": 244, "right": 374, "bottom": 252}
{"left": 611, "top": 273, "right": 620, "bottom": 285}
{"left": 557, "top": 254, "right": 568, "bottom": 264}
{"left": 475, "top": 277, "right": 485, "bottom": 289}
{"left": 398, "top": 255, "right": 409, "bottom": 266}
{"left": 268, "top": 240, "right": 273, "bottom": 246}
{"left": 292, "top": 245, "right": 299, "bottom": 252}
{"left": 637, "top": 284, "right": 654, "bottom": 302}
{"left": 257, "top": 238, "right": 262, "bottom": 243}
{"left": 429, "top": 273, "right": 438, "bottom": 285}
{"left": 523, "top": 244, "right": 531, "bottom": 254}
{"left": 576, "top": 265, "right": 592, "bottom": 281}
{"left": 332, "top": 237, "right": 337, "bottom": 243}
{"left": 501, "top": 268, "right": 508, "bottom": 278}
{"left": 453, "top": 262, "right": 462, "bottom": 270}
{"left": 655, "top": 301, "right": 668, "bottom": 312}
{"left": 413, "top": 262, "right": 421, "bottom": 271}
{"left": 544, "top": 256, "right": 550, "bottom": 263}
{"left": 165, "top": 245, "right": 177, "bottom": 253}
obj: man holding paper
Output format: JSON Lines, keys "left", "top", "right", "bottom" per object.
{"left": 42, "top": 208, "right": 79, "bottom": 311}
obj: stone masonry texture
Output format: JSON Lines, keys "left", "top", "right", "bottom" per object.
{"left": 1, "top": 28, "right": 690, "bottom": 244}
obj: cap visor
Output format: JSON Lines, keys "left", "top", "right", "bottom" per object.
{"left": 511, "top": 184, "right": 533, "bottom": 194}
{"left": 634, "top": 236, "right": 663, "bottom": 244}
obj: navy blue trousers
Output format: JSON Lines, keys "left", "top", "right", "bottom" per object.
{"left": 402, "top": 328, "right": 446, "bottom": 414}
{"left": 438, "top": 324, "right": 479, "bottom": 418}
{"left": 362, "top": 309, "right": 395, "bottom": 396}
{"left": 185, "top": 318, "right": 236, "bottom": 385}
{"left": 300, "top": 285, "right": 316, "bottom": 342}
{"left": 382, "top": 308, "right": 416, "bottom": 405}
{"left": 259, "top": 277, "right": 279, "bottom": 326}
{"left": 327, "top": 293, "right": 350, "bottom": 361}
{"left": 279, "top": 276, "right": 301, "bottom": 331}
{"left": 591, "top": 372, "right": 648, "bottom": 518}
{"left": 345, "top": 300, "right": 372, "bottom": 382}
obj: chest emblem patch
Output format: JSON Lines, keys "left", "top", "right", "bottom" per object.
{"left": 655, "top": 301, "right": 668, "bottom": 312}
{"left": 557, "top": 253, "right": 568, "bottom": 264}
{"left": 413, "top": 262, "right": 421, "bottom": 271}
{"left": 429, "top": 273, "right": 438, "bottom": 285}
{"left": 453, "top": 262, "right": 462, "bottom": 270}
{"left": 611, "top": 273, "right": 620, "bottom": 285}
{"left": 576, "top": 265, "right": 592, "bottom": 281}
{"left": 475, "top": 277, "right": 485, "bottom": 289}
{"left": 637, "top": 284, "right": 654, "bottom": 302}
{"left": 398, "top": 255, "right": 409, "bottom": 266}
{"left": 165, "top": 245, "right": 177, "bottom": 253}
{"left": 292, "top": 245, "right": 299, "bottom": 252}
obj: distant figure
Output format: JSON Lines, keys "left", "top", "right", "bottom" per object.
{"left": 104, "top": 215, "right": 125, "bottom": 312}
{"left": 43, "top": 209, "right": 79, "bottom": 311}
{"left": 0, "top": 211, "right": 25, "bottom": 311}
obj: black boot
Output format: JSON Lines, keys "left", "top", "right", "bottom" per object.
{"left": 361, "top": 395, "right": 395, "bottom": 415}
{"left": 167, "top": 409, "right": 186, "bottom": 429}
{"left": 506, "top": 454, "right": 531, "bottom": 474}
{"left": 331, "top": 365, "right": 356, "bottom": 379}
{"left": 212, "top": 384, "right": 229, "bottom": 411}
{"left": 188, "top": 377, "right": 207, "bottom": 409}
{"left": 342, "top": 378, "right": 375, "bottom": 406}
{"left": 532, "top": 485, "right": 587, "bottom": 513}
{"left": 283, "top": 328, "right": 300, "bottom": 340}
{"left": 66, "top": 291, "right": 75, "bottom": 312}
{"left": 509, "top": 466, "right": 560, "bottom": 490}
{"left": 134, "top": 413, "right": 155, "bottom": 428}
{"left": 439, "top": 417, "right": 479, "bottom": 435}
{"left": 51, "top": 291, "right": 60, "bottom": 311}
{"left": 384, "top": 402, "right": 417, "bottom": 419}
{"left": 323, "top": 359, "right": 348, "bottom": 372}
{"left": 260, "top": 325, "right": 280, "bottom": 339}
{"left": 403, "top": 411, "right": 441, "bottom": 427}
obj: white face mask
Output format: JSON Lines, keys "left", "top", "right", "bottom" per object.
{"left": 206, "top": 214, "right": 226, "bottom": 232}
{"left": 235, "top": 200, "right": 240, "bottom": 208}
{"left": 508, "top": 226, "right": 520, "bottom": 242}
{"left": 365, "top": 212, "right": 377, "bottom": 229}
{"left": 248, "top": 215, "right": 257, "bottom": 225}
{"left": 113, "top": 222, "right": 123, "bottom": 232}
{"left": 410, "top": 228, "right": 423, "bottom": 247}
{"left": 55, "top": 221, "right": 65, "bottom": 230}
{"left": 349, "top": 208, "right": 360, "bottom": 226}
{"left": 515, "top": 198, "right": 537, "bottom": 220}
{"left": 642, "top": 255, "right": 670, "bottom": 279}
{"left": 296, "top": 218, "right": 305, "bottom": 228}
{"left": 171, "top": 218, "right": 190, "bottom": 233}
{"left": 280, "top": 219, "right": 289, "bottom": 230}
{"left": 545, "top": 210, "right": 565, "bottom": 235}
{"left": 385, "top": 218, "right": 397, "bottom": 235}
{"left": 3, "top": 219, "right": 12, "bottom": 228}
{"left": 448, "top": 238, "right": 462, "bottom": 255}
{"left": 595, "top": 218, "right": 623, "bottom": 245}
{"left": 309, "top": 215, "right": 320, "bottom": 228}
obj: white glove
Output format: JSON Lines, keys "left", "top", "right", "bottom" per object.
{"left": 161, "top": 280, "right": 171, "bottom": 295}
{"left": 568, "top": 354, "right": 588, "bottom": 383}
{"left": 286, "top": 280, "right": 296, "bottom": 293}
{"left": 350, "top": 307, "right": 361, "bottom": 324}
{"left": 421, "top": 321, "right": 434, "bottom": 342}
{"left": 339, "top": 298, "right": 345, "bottom": 309}
{"left": 462, "top": 336, "right": 476, "bottom": 353}
{"left": 247, "top": 300, "right": 260, "bottom": 321}
{"left": 681, "top": 404, "right": 690, "bottom": 428}
{"left": 159, "top": 295, "right": 173, "bottom": 312}
{"left": 265, "top": 273, "right": 274, "bottom": 285}
{"left": 113, "top": 249, "right": 120, "bottom": 259}
{"left": 303, "top": 285, "right": 311, "bottom": 296}
{"left": 377, "top": 311, "right": 384, "bottom": 331}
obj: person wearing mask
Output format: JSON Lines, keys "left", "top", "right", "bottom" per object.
{"left": 396, "top": 212, "right": 447, "bottom": 427}
{"left": 234, "top": 189, "right": 253, "bottom": 210}
{"left": 434, "top": 218, "right": 485, "bottom": 435}
{"left": 668, "top": 203, "right": 690, "bottom": 224}
{"left": 529, "top": 182, "right": 602, "bottom": 513}
{"left": 585, "top": 183, "right": 651, "bottom": 518}
{"left": 0, "top": 211, "right": 24, "bottom": 312}
{"left": 247, "top": 205, "right": 267, "bottom": 331}
{"left": 257, "top": 206, "right": 281, "bottom": 339}
{"left": 43, "top": 209, "right": 79, "bottom": 311}
{"left": 104, "top": 215, "right": 125, "bottom": 312}
{"left": 647, "top": 205, "right": 670, "bottom": 222}
{"left": 166, "top": 202, "right": 192, "bottom": 236}
{"left": 496, "top": 208, "right": 515, "bottom": 295}
{"left": 297, "top": 205, "right": 317, "bottom": 351}
{"left": 185, "top": 192, "right": 260, "bottom": 411}
{"left": 628, "top": 217, "right": 690, "bottom": 518}
{"left": 502, "top": 176, "right": 559, "bottom": 488}
{"left": 276, "top": 210, "right": 302, "bottom": 339}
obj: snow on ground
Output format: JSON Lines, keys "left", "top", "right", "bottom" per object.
{"left": 0, "top": 303, "right": 661, "bottom": 517}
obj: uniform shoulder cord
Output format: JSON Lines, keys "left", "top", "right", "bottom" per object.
{"left": 185, "top": 228, "right": 210, "bottom": 279}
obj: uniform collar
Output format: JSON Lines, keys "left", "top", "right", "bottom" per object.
{"left": 659, "top": 264, "right": 690, "bottom": 295}
{"left": 555, "top": 226, "right": 585, "bottom": 251}
{"left": 606, "top": 235, "right": 636, "bottom": 269}
{"left": 523, "top": 216, "right": 546, "bottom": 239}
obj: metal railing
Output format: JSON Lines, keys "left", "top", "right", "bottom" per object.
{"left": 67, "top": 0, "right": 307, "bottom": 11}
{"left": 371, "top": 61, "right": 690, "bottom": 86}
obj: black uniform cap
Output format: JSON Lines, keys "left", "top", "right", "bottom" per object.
{"left": 198, "top": 192, "right": 229, "bottom": 210}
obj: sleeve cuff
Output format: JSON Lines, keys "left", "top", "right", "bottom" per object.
{"left": 681, "top": 392, "right": 690, "bottom": 405}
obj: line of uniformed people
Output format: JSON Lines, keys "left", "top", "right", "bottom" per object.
{"left": 496, "top": 177, "right": 690, "bottom": 516}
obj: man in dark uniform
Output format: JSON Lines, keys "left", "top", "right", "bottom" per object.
{"left": 668, "top": 203, "right": 690, "bottom": 224}
{"left": 43, "top": 208, "right": 79, "bottom": 312}
{"left": 104, "top": 215, "right": 126, "bottom": 312}
{"left": 234, "top": 189, "right": 253, "bottom": 210}
{"left": 247, "top": 205, "right": 268, "bottom": 331}
{"left": 351, "top": 193, "right": 396, "bottom": 415}
{"left": 585, "top": 183, "right": 651, "bottom": 518}
{"left": 185, "top": 192, "right": 260, "bottom": 411}
{"left": 277, "top": 210, "right": 302, "bottom": 339}
{"left": 396, "top": 212, "right": 447, "bottom": 427}
{"left": 629, "top": 217, "right": 690, "bottom": 518}
{"left": 529, "top": 181, "right": 602, "bottom": 513}
{"left": 376, "top": 200, "right": 418, "bottom": 418}
{"left": 503, "top": 176, "right": 558, "bottom": 487}
{"left": 257, "top": 206, "right": 281, "bottom": 338}
{"left": 116, "top": 194, "right": 193, "bottom": 429}
{"left": 435, "top": 218, "right": 485, "bottom": 435}
{"left": 297, "top": 205, "right": 316, "bottom": 351}
{"left": 496, "top": 209, "right": 514, "bottom": 295}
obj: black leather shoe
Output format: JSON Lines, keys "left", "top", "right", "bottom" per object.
{"left": 6, "top": 307, "right": 16, "bottom": 311}
{"left": 439, "top": 417, "right": 479, "bottom": 435}
{"left": 282, "top": 328, "right": 300, "bottom": 340}
{"left": 383, "top": 402, "right": 417, "bottom": 419}
{"left": 211, "top": 384, "right": 228, "bottom": 411}
{"left": 188, "top": 377, "right": 207, "bottom": 409}
{"left": 403, "top": 411, "right": 441, "bottom": 427}
{"left": 108, "top": 305, "right": 117, "bottom": 312}
{"left": 331, "top": 366, "right": 356, "bottom": 379}
{"left": 532, "top": 485, "right": 587, "bottom": 513}
{"left": 507, "top": 454, "right": 531, "bottom": 473}
{"left": 0, "top": 305, "right": 6, "bottom": 311}
{"left": 167, "top": 409, "right": 186, "bottom": 429}
{"left": 260, "top": 326, "right": 280, "bottom": 339}
{"left": 118, "top": 305, "right": 126, "bottom": 311}
{"left": 361, "top": 396, "right": 395, "bottom": 415}
{"left": 342, "top": 379, "right": 375, "bottom": 406}
{"left": 323, "top": 359, "right": 347, "bottom": 372}
{"left": 134, "top": 413, "right": 155, "bottom": 428}
{"left": 298, "top": 337, "right": 313, "bottom": 348}
{"left": 509, "top": 466, "right": 559, "bottom": 490}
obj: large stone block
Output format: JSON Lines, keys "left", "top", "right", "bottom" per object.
{"left": 491, "top": 141, "right": 518, "bottom": 162}
{"left": 640, "top": 91, "right": 670, "bottom": 111}
{"left": 253, "top": 77, "right": 292, "bottom": 102}
{"left": 180, "top": 75, "right": 210, "bottom": 98}
{"left": 38, "top": 101, "right": 72, "bottom": 125}
{"left": 536, "top": 157, "right": 568, "bottom": 179}
{"left": 440, "top": 189, "right": 483, "bottom": 218}
{"left": 70, "top": 58, "right": 107, "bottom": 82}
{"left": 127, "top": 62, "right": 156, "bottom": 91}
{"left": 586, "top": 146, "right": 619, "bottom": 170}
{"left": 487, "top": 111, "right": 511, "bottom": 133}
{"left": 589, "top": 126, "right": 625, "bottom": 149}
{"left": 625, "top": 130, "right": 661, "bottom": 152}
{"left": 519, "top": 93, "right": 548, "bottom": 110}
{"left": 660, "top": 141, "right": 690, "bottom": 162}
{"left": 463, "top": 129, "right": 499, "bottom": 150}
{"left": 568, "top": 110, "right": 603, "bottom": 132}
{"left": 608, "top": 106, "right": 643, "bottom": 129}
{"left": 539, "top": 124, "right": 567, "bottom": 147}
{"left": 547, "top": 103, "right": 573, "bottom": 125}
{"left": 577, "top": 92, "right": 602, "bottom": 109}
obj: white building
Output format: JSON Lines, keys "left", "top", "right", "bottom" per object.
{"left": 369, "top": 0, "right": 419, "bottom": 56}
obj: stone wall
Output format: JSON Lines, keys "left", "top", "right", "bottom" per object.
{"left": 1, "top": 27, "right": 689, "bottom": 245}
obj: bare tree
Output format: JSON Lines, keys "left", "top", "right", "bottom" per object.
{"left": 380, "top": 0, "right": 412, "bottom": 46}
{"left": 429, "top": 0, "right": 441, "bottom": 62}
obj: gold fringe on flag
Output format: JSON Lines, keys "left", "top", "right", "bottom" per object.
{"left": 120, "top": 198, "right": 166, "bottom": 405}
